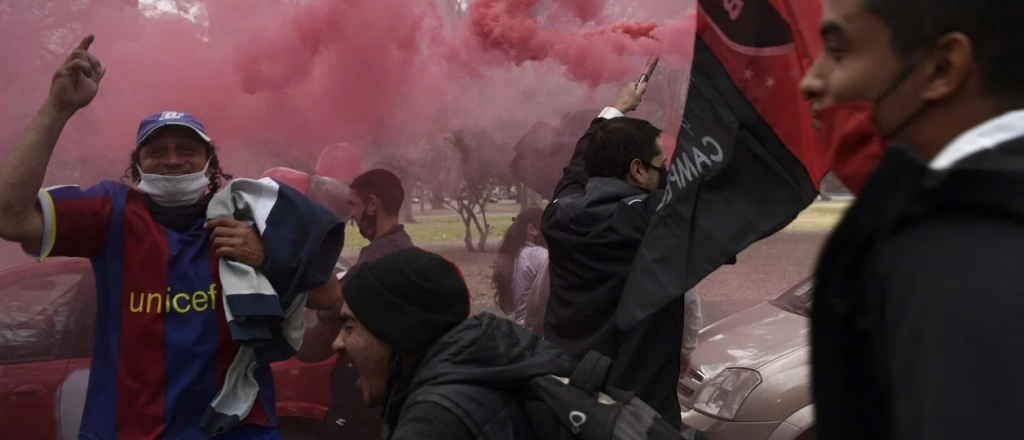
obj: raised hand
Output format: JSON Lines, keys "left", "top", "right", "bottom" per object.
{"left": 48, "top": 35, "right": 106, "bottom": 115}
{"left": 613, "top": 81, "right": 649, "bottom": 114}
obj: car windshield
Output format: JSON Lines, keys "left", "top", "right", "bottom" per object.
{"left": 769, "top": 278, "right": 813, "bottom": 318}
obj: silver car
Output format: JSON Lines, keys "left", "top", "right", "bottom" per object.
{"left": 680, "top": 278, "right": 815, "bottom": 440}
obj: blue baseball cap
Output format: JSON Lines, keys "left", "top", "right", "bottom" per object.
{"left": 136, "top": 111, "right": 212, "bottom": 149}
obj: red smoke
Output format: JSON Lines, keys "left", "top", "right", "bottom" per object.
{"left": 0, "top": 0, "right": 694, "bottom": 188}
{"left": 0, "top": 0, "right": 695, "bottom": 269}
{"left": 467, "top": 0, "right": 693, "bottom": 85}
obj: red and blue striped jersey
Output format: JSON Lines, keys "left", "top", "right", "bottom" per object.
{"left": 37, "top": 181, "right": 277, "bottom": 440}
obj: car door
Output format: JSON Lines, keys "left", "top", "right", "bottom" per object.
{"left": 0, "top": 259, "right": 91, "bottom": 440}
{"left": 56, "top": 263, "right": 97, "bottom": 440}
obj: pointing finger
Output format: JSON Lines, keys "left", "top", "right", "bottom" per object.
{"left": 76, "top": 35, "right": 95, "bottom": 52}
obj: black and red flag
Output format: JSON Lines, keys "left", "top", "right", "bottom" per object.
{"left": 510, "top": 109, "right": 600, "bottom": 197}
{"left": 616, "top": 0, "right": 827, "bottom": 328}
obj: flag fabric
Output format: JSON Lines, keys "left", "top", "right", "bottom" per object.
{"left": 510, "top": 109, "right": 600, "bottom": 197}
{"left": 616, "top": 0, "right": 827, "bottom": 329}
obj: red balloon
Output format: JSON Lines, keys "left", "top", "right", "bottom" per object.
{"left": 261, "top": 167, "right": 311, "bottom": 194}
{"left": 315, "top": 143, "right": 362, "bottom": 183}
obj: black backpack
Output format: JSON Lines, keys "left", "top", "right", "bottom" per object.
{"left": 523, "top": 351, "right": 696, "bottom": 440}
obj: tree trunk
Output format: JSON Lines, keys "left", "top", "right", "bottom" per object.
{"left": 467, "top": 207, "right": 483, "bottom": 252}
{"left": 476, "top": 200, "right": 492, "bottom": 251}
{"left": 463, "top": 217, "right": 474, "bottom": 252}
{"left": 431, "top": 191, "right": 445, "bottom": 210}
{"left": 401, "top": 190, "right": 416, "bottom": 224}
{"left": 449, "top": 199, "right": 476, "bottom": 252}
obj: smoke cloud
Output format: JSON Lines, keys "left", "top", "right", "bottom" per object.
{"left": 0, "top": 0, "right": 694, "bottom": 266}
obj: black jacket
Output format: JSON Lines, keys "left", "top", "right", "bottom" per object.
{"left": 384, "top": 313, "right": 577, "bottom": 440}
{"left": 322, "top": 225, "right": 414, "bottom": 439}
{"left": 813, "top": 138, "right": 1024, "bottom": 440}
{"left": 540, "top": 118, "right": 684, "bottom": 428}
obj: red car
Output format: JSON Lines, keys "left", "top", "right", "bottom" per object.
{"left": 0, "top": 257, "right": 336, "bottom": 440}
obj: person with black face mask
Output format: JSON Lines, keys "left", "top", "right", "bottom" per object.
{"left": 295, "top": 168, "right": 413, "bottom": 440}
{"left": 801, "top": 0, "right": 1024, "bottom": 439}
{"left": 540, "top": 81, "right": 686, "bottom": 427}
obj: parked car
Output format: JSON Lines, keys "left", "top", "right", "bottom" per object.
{"left": 0, "top": 257, "right": 341, "bottom": 440}
{"left": 679, "top": 278, "right": 815, "bottom": 440}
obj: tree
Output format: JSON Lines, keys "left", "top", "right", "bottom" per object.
{"left": 439, "top": 129, "right": 516, "bottom": 252}
{"left": 371, "top": 128, "right": 514, "bottom": 252}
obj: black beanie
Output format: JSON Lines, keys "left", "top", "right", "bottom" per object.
{"left": 343, "top": 247, "right": 471, "bottom": 352}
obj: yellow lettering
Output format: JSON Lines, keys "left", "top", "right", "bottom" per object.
{"left": 147, "top": 293, "right": 162, "bottom": 314}
{"left": 173, "top": 293, "right": 191, "bottom": 313}
{"left": 130, "top": 292, "right": 144, "bottom": 313}
{"left": 192, "top": 291, "right": 209, "bottom": 312}
{"left": 208, "top": 284, "right": 218, "bottom": 310}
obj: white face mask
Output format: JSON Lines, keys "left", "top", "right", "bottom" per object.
{"left": 137, "top": 161, "right": 211, "bottom": 207}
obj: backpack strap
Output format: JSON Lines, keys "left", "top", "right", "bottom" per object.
{"left": 402, "top": 385, "right": 485, "bottom": 438}
{"left": 568, "top": 351, "right": 611, "bottom": 394}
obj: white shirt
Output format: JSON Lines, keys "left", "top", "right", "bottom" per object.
{"left": 512, "top": 243, "right": 549, "bottom": 325}
{"left": 598, "top": 107, "right": 625, "bottom": 120}
{"left": 930, "top": 110, "right": 1024, "bottom": 169}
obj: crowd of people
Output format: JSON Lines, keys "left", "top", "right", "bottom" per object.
{"left": 2, "top": 0, "right": 1024, "bottom": 439}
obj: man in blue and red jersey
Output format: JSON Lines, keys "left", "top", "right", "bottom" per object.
{"left": 0, "top": 35, "right": 343, "bottom": 440}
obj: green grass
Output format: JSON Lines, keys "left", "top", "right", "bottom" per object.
{"left": 344, "top": 200, "right": 850, "bottom": 251}
{"left": 784, "top": 200, "right": 851, "bottom": 232}
{"left": 344, "top": 207, "right": 517, "bottom": 250}
{"left": 340, "top": 200, "right": 851, "bottom": 311}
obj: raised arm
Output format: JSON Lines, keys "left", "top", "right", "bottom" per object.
{"left": 0, "top": 35, "right": 105, "bottom": 246}
{"left": 550, "top": 82, "right": 649, "bottom": 201}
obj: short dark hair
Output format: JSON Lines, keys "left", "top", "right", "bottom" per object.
{"left": 863, "top": 0, "right": 1024, "bottom": 103}
{"left": 350, "top": 168, "right": 404, "bottom": 216}
{"left": 584, "top": 117, "right": 662, "bottom": 178}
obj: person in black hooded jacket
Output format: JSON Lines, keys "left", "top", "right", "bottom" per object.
{"left": 801, "top": 0, "right": 1024, "bottom": 439}
{"left": 332, "top": 247, "right": 577, "bottom": 439}
{"left": 542, "top": 81, "right": 690, "bottom": 427}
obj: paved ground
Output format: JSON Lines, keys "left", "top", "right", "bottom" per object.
{"left": 695, "top": 230, "right": 826, "bottom": 325}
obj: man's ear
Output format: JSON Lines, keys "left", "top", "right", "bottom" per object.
{"left": 627, "top": 158, "right": 646, "bottom": 183}
{"left": 366, "top": 195, "right": 379, "bottom": 215}
{"left": 921, "top": 32, "right": 974, "bottom": 103}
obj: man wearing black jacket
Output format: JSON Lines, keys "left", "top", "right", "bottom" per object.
{"left": 296, "top": 169, "right": 414, "bottom": 440}
{"left": 801, "top": 0, "right": 1024, "bottom": 439}
{"left": 334, "top": 248, "right": 576, "bottom": 439}
{"left": 541, "top": 82, "right": 686, "bottom": 428}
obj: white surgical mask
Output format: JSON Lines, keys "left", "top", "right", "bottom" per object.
{"left": 137, "top": 161, "right": 211, "bottom": 207}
